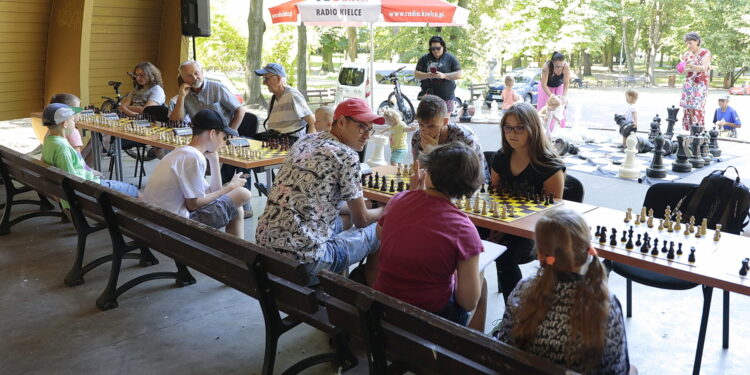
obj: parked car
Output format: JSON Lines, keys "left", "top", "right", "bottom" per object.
{"left": 484, "top": 68, "right": 541, "bottom": 108}
{"left": 335, "top": 62, "right": 469, "bottom": 118}
{"left": 204, "top": 72, "right": 244, "bottom": 104}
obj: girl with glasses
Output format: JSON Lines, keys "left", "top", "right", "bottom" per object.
{"left": 489, "top": 102, "right": 565, "bottom": 303}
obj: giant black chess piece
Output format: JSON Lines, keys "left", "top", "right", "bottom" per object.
{"left": 688, "top": 135, "right": 705, "bottom": 168}
{"left": 708, "top": 127, "right": 722, "bottom": 157}
{"left": 648, "top": 115, "right": 662, "bottom": 141}
{"left": 665, "top": 105, "right": 679, "bottom": 140}
{"left": 459, "top": 101, "right": 472, "bottom": 123}
{"left": 646, "top": 134, "right": 668, "bottom": 178}
{"left": 614, "top": 114, "right": 653, "bottom": 153}
{"left": 672, "top": 134, "right": 692, "bottom": 172}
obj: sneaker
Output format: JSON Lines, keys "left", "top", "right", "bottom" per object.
{"left": 244, "top": 207, "right": 254, "bottom": 219}
{"left": 254, "top": 182, "right": 269, "bottom": 197}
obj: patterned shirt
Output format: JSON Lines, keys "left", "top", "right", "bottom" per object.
{"left": 256, "top": 131, "right": 362, "bottom": 262}
{"left": 495, "top": 276, "right": 630, "bottom": 375}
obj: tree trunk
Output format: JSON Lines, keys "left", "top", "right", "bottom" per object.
{"left": 608, "top": 36, "right": 615, "bottom": 72}
{"left": 583, "top": 50, "right": 592, "bottom": 76}
{"left": 297, "top": 24, "right": 307, "bottom": 94}
{"left": 321, "top": 50, "right": 334, "bottom": 72}
{"left": 659, "top": 51, "right": 664, "bottom": 68}
{"left": 646, "top": 1, "right": 663, "bottom": 85}
{"left": 346, "top": 27, "right": 357, "bottom": 61}
{"left": 623, "top": 16, "right": 640, "bottom": 78}
{"left": 246, "top": 0, "right": 267, "bottom": 108}
{"left": 511, "top": 56, "right": 522, "bottom": 70}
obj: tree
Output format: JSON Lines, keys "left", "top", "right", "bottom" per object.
{"left": 694, "top": 0, "right": 750, "bottom": 87}
{"left": 195, "top": 15, "right": 247, "bottom": 74}
{"left": 298, "top": 25, "right": 308, "bottom": 94}
{"left": 346, "top": 27, "right": 358, "bottom": 61}
{"left": 246, "top": 0, "right": 267, "bottom": 108}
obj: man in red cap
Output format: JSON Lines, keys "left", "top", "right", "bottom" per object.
{"left": 256, "top": 98, "right": 384, "bottom": 285}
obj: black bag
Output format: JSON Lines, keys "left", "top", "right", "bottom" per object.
{"left": 676, "top": 166, "right": 750, "bottom": 234}
{"left": 251, "top": 94, "right": 302, "bottom": 143}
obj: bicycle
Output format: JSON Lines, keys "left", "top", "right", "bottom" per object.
{"left": 377, "top": 66, "right": 415, "bottom": 124}
{"left": 100, "top": 80, "right": 124, "bottom": 113}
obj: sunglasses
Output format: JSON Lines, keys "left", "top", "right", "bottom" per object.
{"left": 430, "top": 46, "right": 443, "bottom": 51}
{"left": 502, "top": 125, "right": 527, "bottom": 134}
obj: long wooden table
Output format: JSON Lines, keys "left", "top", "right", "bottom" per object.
{"left": 75, "top": 119, "right": 286, "bottom": 183}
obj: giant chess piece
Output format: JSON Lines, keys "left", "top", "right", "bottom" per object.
{"left": 688, "top": 134, "right": 705, "bottom": 168}
{"left": 459, "top": 101, "right": 472, "bottom": 123}
{"left": 648, "top": 115, "right": 662, "bottom": 141}
{"left": 619, "top": 132, "right": 641, "bottom": 179}
{"left": 690, "top": 123, "right": 704, "bottom": 137}
{"left": 700, "top": 133, "right": 712, "bottom": 165}
{"left": 489, "top": 100, "right": 501, "bottom": 121}
{"left": 615, "top": 114, "right": 653, "bottom": 153}
{"left": 708, "top": 127, "right": 722, "bottom": 157}
{"left": 672, "top": 134, "right": 693, "bottom": 172}
{"left": 365, "top": 134, "right": 389, "bottom": 167}
{"left": 646, "top": 134, "right": 668, "bottom": 178}
{"left": 472, "top": 98, "right": 486, "bottom": 122}
{"left": 665, "top": 105, "right": 679, "bottom": 140}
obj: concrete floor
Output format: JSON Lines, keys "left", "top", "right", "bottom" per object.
{"left": 2, "top": 125, "right": 750, "bottom": 374}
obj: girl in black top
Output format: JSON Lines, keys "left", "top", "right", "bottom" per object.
{"left": 490, "top": 102, "right": 565, "bottom": 302}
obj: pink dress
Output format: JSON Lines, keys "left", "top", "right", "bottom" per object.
{"left": 679, "top": 48, "right": 710, "bottom": 130}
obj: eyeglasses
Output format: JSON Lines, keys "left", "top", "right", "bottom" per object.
{"left": 430, "top": 46, "right": 443, "bottom": 52}
{"left": 262, "top": 75, "right": 277, "bottom": 82}
{"left": 134, "top": 73, "right": 147, "bottom": 78}
{"left": 553, "top": 64, "right": 565, "bottom": 69}
{"left": 347, "top": 117, "right": 375, "bottom": 136}
{"left": 502, "top": 125, "right": 527, "bottom": 134}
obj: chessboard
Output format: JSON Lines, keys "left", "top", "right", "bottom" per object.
{"left": 563, "top": 143, "right": 739, "bottom": 183}
{"left": 362, "top": 171, "right": 563, "bottom": 223}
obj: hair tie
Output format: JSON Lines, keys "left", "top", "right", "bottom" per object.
{"left": 587, "top": 247, "right": 598, "bottom": 257}
{"left": 545, "top": 256, "right": 556, "bottom": 266}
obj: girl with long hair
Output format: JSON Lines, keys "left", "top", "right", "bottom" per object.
{"left": 490, "top": 102, "right": 565, "bottom": 302}
{"left": 493, "top": 209, "right": 631, "bottom": 374}
{"left": 119, "top": 61, "right": 165, "bottom": 117}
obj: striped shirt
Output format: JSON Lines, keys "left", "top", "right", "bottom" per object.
{"left": 267, "top": 86, "right": 312, "bottom": 134}
{"left": 180, "top": 79, "right": 240, "bottom": 126}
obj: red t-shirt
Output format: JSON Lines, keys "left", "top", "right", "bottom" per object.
{"left": 374, "top": 190, "right": 484, "bottom": 312}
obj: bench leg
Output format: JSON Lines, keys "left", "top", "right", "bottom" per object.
{"left": 64, "top": 229, "right": 94, "bottom": 286}
{"left": 281, "top": 332, "right": 357, "bottom": 375}
{"left": 139, "top": 247, "right": 160, "bottom": 267}
{"left": 96, "top": 246, "right": 126, "bottom": 311}
{"left": 174, "top": 261, "right": 196, "bottom": 287}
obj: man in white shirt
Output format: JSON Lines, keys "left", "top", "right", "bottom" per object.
{"left": 144, "top": 109, "right": 251, "bottom": 238}
{"left": 255, "top": 63, "right": 316, "bottom": 137}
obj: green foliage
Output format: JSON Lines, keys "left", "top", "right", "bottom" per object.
{"left": 692, "top": 0, "right": 750, "bottom": 81}
{"left": 262, "top": 24, "right": 298, "bottom": 86}
{"left": 195, "top": 14, "right": 247, "bottom": 73}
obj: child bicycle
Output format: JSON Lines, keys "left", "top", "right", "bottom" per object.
{"left": 377, "top": 66, "right": 415, "bottom": 124}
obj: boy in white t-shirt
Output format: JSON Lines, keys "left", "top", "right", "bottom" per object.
{"left": 143, "top": 109, "right": 251, "bottom": 238}
{"left": 621, "top": 89, "right": 638, "bottom": 147}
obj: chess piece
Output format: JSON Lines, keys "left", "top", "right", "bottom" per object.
{"left": 625, "top": 234, "right": 634, "bottom": 249}
{"left": 661, "top": 241, "right": 668, "bottom": 253}
{"left": 381, "top": 176, "right": 387, "bottom": 191}
{"left": 620, "top": 230, "right": 627, "bottom": 243}
{"left": 618, "top": 133, "right": 641, "bottom": 179}
{"left": 599, "top": 227, "right": 607, "bottom": 243}
{"left": 666, "top": 220, "right": 673, "bottom": 232}
{"left": 595, "top": 225, "right": 601, "bottom": 237}
{"left": 667, "top": 246, "right": 675, "bottom": 260}
{"left": 473, "top": 195, "right": 481, "bottom": 213}
{"left": 640, "top": 207, "right": 647, "bottom": 224}
{"left": 713, "top": 224, "right": 722, "bottom": 242}
{"left": 635, "top": 234, "right": 642, "bottom": 247}
{"left": 664, "top": 105, "right": 679, "bottom": 140}
{"left": 508, "top": 206, "right": 515, "bottom": 217}
{"left": 674, "top": 212, "right": 682, "bottom": 231}
{"left": 647, "top": 216, "right": 654, "bottom": 228}
{"left": 689, "top": 216, "right": 696, "bottom": 232}
{"left": 610, "top": 229, "right": 618, "bottom": 246}
{"left": 646, "top": 134, "right": 668, "bottom": 178}
{"left": 688, "top": 247, "right": 696, "bottom": 263}
{"left": 688, "top": 135, "right": 705, "bottom": 168}
{"left": 459, "top": 101, "right": 472, "bottom": 123}
{"left": 389, "top": 180, "right": 395, "bottom": 193}
{"left": 397, "top": 181, "right": 404, "bottom": 192}
{"left": 700, "top": 133, "right": 712, "bottom": 165}
{"left": 481, "top": 201, "right": 487, "bottom": 215}
{"left": 658, "top": 219, "right": 664, "bottom": 231}
{"left": 491, "top": 202, "right": 500, "bottom": 218}
{"left": 700, "top": 218, "right": 708, "bottom": 236}
{"left": 648, "top": 115, "right": 662, "bottom": 141}
{"left": 740, "top": 258, "right": 749, "bottom": 276}
{"left": 500, "top": 205, "right": 508, "bottom": 219}
{"left": 708, "top": 127, "right": 722, "bottom": 157}
{"left": 365, "top": 135, "right": 389, "bottom": 167}
{"left": 695, "top": 227, "right": 702, "bottom": 238}
{"left": 677, "top": 243, "right": 683, "bottom": 255}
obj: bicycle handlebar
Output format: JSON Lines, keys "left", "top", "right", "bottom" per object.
{"left": 378, "top": 66, "right": 408, "bottom": 83}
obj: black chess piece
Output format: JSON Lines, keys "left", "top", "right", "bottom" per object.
{"left": 661, "top": 241, "right": 668, "bottom": 253}
{"left": 595, "top": 226, "right": 601, "bottom": 237}
{"left": 625, "top": 234, "right": 634, "bottom": 250}
{"left": 381, "top": 176, "right": 388, "bottom": 191}
{"left": 648, "top": 115, "right": 662, "bottom": 141}
{"left": 688, "top": 247, "right": 696, "bottom": 262}
{"left": 620, "top": 230, "right": 627, "bottom": 242}
{"left": 672, "top": 134, "right": 692, "bottom": 173}
{"left": 599, "top": 227, "right": 607, "bottom": 243}
{"left": 665, "top": 105, "right": 679, "bottom": 140}
{"left": 640, "top": 240, "right": 649, "bottom": 253}
{"left": 669, "top": 241, "right": 675, "bottom": 254}
{"left": 480, "top": 184, "right": 486, "bottom": 193}
{"left": 689, "top": 133, "right": 705, "bottom": 168}
{"left": 646, "top": 134, "right": 668, "bottom": 178}
{"left": 367, "top": 175, "right": 373, "bottom": 188}
{"left": 708, "top": 127, "right": 722, "bottom": 157}
{"left": 609, "top": 229, "right": 618, "bottom": 246}
{"left": 389, "top": 180, "right": 395, "bottom": 193}
{"left": 740, "top": 258, "right": 749, "bottom": 276}
{"left": 667, "top": 247, "right": 675, "bottom": 260}
{"left": 406, "top": 183, "right": 411, "bottom": 190}
{"left": 651, "top": 238, "right": 659, "bottom": 256}
{"left": 677, "top": 243, "right": 683, "bottom": 255}
{"left": 397, "top": 181, "right": 404, "bottom": 192}
{"left": 700, "top": 133, "right": 712, "bottom": 165}
{"left": 361, "top": 175, "right": 367, "bottom": 186}
{"left": 373, "top": 176, "right": 380, "bottom": 189}
{"left": 635, "top": 234, "right": 642, "bottom": 247}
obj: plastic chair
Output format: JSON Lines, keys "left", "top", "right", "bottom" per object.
{"left": 607, "top": 182, "right": 729, "bottom": 375}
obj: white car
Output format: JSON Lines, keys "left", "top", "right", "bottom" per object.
{"left": 335, "top": 62, "right": 469, "bottom": 120}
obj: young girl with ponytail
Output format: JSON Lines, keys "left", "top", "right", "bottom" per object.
{"left": 493, "top": 208, "right": 632, "bottom": 374}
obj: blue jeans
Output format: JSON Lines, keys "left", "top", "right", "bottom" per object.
{"left": 435, "top": 292, "right": 469, "bottom": 326}
{"left": 99, "top": 179, "right": 139, "bottom": 198}
{"left": 304, "top": 216, "right": 380, "bottom": 285}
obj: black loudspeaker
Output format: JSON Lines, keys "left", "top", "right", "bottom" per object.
{"left": 181, "top": 0, "right": 211, "bottom": 37}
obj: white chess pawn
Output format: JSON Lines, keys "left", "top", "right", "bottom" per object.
{"left": 618, "top": 133, "right": 640, "bottom": 179}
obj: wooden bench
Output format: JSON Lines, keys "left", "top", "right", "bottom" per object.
{"left": 302, "top": 88, "right": 336, "bottom": 109}
{"left": 319, "top": 270, "right": 573, "bottom": 374}
{"left": 616, "top": 76, "right": 649, "bottom": 88}
{"left": 0, "top": 145, "right": 62, "bottom": 234}
{"left": 469, "top": 83, "right": 488, "bottom": 101}
{"left": 89, "top": 185, "right": 356, "bottom": 374}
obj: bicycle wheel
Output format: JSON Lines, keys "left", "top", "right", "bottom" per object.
{"left": 397, "top": 96, "right": 415, "bottom": 124}
{"left": 100, "top": 99, "right": 116, "bottom": 113}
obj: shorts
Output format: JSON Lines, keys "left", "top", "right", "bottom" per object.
{"left": 390, "top": 148, "right": 408, "bottom": 164}
{"left": 99, "top": 179, "right": 139, "bottom": 198}
{"left": 434, "top": 292, "right": 469, "bottom": 326}
{"left": 189, "top": 194, "right": 238, "bottom": 229}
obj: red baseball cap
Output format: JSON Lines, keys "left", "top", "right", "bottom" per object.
{"left": 334, "top": 98, "right": 385, "bottom": 125}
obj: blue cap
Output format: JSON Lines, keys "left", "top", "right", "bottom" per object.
{"left": 42, "top": 103, "right": 82, "bottom": 126}
{"left": 254, "top": 63, "right": 286, "bottom": 78}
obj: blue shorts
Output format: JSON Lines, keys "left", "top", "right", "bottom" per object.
{"left": 99, "top": 179, "right": 139, "bottom": 198}
{"left": 390, "top": 148, "right": 408, "bottom": 164}
{"left": 304, "top": 216, "right": 380, "bottom": 285}
{"left": 189, "top": 194, "right": 238, "bottom": 229}
{"left": 434, "top": 292, "right": 469, "bottom": 326}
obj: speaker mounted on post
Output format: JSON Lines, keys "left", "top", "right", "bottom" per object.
{"left": 181, "top": 0, "right": 211, "bottom": 37}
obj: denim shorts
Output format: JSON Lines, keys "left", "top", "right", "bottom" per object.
{"left": 390, "top": 148, "right": 408, "bottom": 164}
{"left": 189, "top": 194, "right": 238, "bottom": 229}
{"left": 99, "top": 179, "right": 139, "bottom": 198}
{"left": 303, "top": 216, "right": 380, "bottom": 285}
{"left": 434, "top": 292, "right": 469, "bottom": 326}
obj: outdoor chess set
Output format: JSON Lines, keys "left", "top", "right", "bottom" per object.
{"left": 362, "top": 165, "right": 563, "bottom": 223}
{"left": 594, "top": 206, "right": 724, "bottom": 267}
{"left": 564, "top": 143, "right": 681, "bottom": 181}
{"left": 218, "top": 139, "right": 291, "bottom": 161}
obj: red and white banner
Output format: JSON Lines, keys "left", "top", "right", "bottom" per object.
{"left": 268, "top": 0, "right": 468, "bottom": 26}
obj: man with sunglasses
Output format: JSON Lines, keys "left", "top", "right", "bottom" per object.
{"left": 257, "top": 98, "right": 385, "bottom": 285}
{"left": 144, "top": 109, "right": 251, "bottom": 238}
{"left": 415, "top": 35, "right": 462, "bottom": 114}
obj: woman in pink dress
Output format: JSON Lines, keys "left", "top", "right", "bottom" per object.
{"left": 679, "top": 32, "right": 712, "bottom": 131}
